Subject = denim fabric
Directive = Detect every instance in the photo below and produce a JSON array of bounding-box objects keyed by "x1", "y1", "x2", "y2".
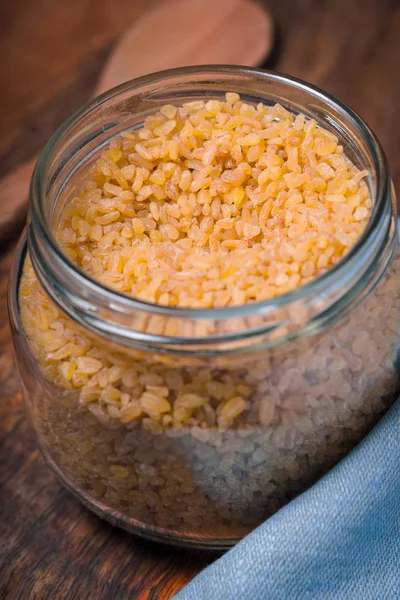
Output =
[{"x1": 175, "y1": 400, "x2": 400, "y2": 600}]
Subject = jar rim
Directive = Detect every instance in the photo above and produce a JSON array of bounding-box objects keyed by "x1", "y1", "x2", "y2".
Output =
[{"x1": 27, "y1": 65, "x2": 395, "y2": 351}]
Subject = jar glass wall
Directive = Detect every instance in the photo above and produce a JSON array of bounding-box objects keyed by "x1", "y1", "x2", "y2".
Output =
[{"x1": 8, "y1": 67, "x2": 400, "y2": 548}]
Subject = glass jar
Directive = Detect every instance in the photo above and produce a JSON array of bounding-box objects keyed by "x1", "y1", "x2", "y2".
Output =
[{"x1": 8, "y1": 66, "x2": 400, "y2": 549}]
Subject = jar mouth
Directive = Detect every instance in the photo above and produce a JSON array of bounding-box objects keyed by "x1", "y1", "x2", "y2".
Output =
[{"x1": 27, "y1": 65, "x2": 395, "y2": 351}]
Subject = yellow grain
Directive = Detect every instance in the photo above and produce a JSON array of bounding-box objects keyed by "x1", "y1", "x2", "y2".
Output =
[{"x1": 20, "y1": 92, "x2": 373, "y2": 430}]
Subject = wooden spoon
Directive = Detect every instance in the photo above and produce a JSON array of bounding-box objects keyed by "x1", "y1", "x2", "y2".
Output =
[{"x1": 0, "y1": 0, "x2": 273, "y2": 238}]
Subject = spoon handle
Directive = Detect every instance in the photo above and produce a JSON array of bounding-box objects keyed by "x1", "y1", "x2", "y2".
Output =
[{"x1": 0, "y1": 158, "x2": 36, "y2": 237}]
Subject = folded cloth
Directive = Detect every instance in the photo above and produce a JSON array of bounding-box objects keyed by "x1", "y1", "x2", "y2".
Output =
[{"x1": 175, "y1": 400, "x2": 400, "y2": 600}]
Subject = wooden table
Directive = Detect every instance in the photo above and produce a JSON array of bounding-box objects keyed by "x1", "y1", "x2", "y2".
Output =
[{"x1": 0, "y1": 1, "x2": 399, "y2": 598}]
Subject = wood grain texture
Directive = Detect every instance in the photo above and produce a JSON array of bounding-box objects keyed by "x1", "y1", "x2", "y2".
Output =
[{"x1": 0, "y1": 0, "x2": 399, "y2": 598}]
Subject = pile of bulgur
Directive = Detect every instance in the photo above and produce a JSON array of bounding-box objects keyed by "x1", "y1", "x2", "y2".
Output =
[
  {"x1": 56, "y1": 93, "x2": 371, "y2": 308},
  {"x1": 19, "y1": 93, "x2": 400, "y2": 541},
  {"x1": 20, "y1": 93, "x2": 375, "y2": 431}
]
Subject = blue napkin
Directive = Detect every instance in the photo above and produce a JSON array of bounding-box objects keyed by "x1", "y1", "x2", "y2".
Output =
[{"x1": 175, "y1": 400, "x2": 400, "y2": 599}]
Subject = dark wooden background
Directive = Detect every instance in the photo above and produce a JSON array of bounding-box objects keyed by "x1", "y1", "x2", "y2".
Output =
[{"x1": 0, "y1": 0, "x2": 399, "y2": 598}]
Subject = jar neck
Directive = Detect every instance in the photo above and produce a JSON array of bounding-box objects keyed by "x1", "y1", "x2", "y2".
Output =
[{"x1": 27, "y1": 66, "x2": 396, "y2": 355}]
